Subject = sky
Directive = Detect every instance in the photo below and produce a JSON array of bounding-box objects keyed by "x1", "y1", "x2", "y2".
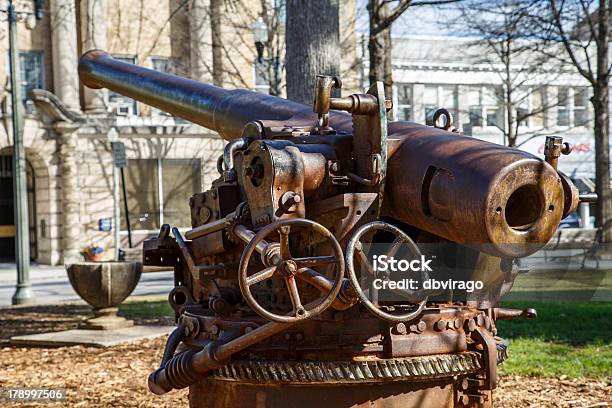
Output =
[{"x1": 354, "y1": 1, "x2": 464, "y2": 37}]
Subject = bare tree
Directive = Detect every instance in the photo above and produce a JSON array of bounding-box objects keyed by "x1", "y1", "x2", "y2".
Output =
[
  {"x1": 367, "y1": 0, "x2": 462, "y2": 101},
  {"x1": 211, "y1": 0, "x2": 225, "y2": 86},
  {"x1": 285, "y1": 0, "x2": 340, "y2": 104},
  {"x1": 257, "y1": 0, "x2": 285, "y2": 95},
  {"x1": 456, "y1": 0, "x2": 561, "y2": 147},
  {"x1": 530, "y1": 0, "x2": 611, "y2": 241}
]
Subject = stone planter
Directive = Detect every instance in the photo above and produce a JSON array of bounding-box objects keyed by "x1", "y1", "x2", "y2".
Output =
[{"x1": 66, "y1": 262, "x2": 142, "y2": 330}]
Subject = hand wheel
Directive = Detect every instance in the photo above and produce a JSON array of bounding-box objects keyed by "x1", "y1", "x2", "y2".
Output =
[
  {"x1": 238, "y1": 218, "x2": 345, "y2": 323},
  {"x1": 345, "y1": 221, "x2": 427, "y2": 322}
]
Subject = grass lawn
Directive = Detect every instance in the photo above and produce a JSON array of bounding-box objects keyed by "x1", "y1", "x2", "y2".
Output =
[
  {"x1": 119, "y1": 299, "x2": 174, "y2": 319},
  {"x1": 497, "y1": 300, "x2": 611, "y2": 378}
]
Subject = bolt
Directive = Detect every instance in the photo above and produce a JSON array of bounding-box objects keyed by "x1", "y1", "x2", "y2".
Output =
[
  {"x1": 435, "y1": 320, "x2": 447, "y2": 331},
  {"x1": 561, "y1": 142, "x2": 573, "y2": 155},
  {"x1": 210, "y1": 325, "x2": 219, "y2": 335},
  {"x1": 396, "y1": 322, "x2": 407, "y2": 335},
  {"x1": 285, "y1": 261, "x2": 297, "y2": 274},
  {"x1": 417, "y1": 321, "x2": 426, "y2": 332},
  {"x1": 453, "y1": 318, "x2": 462, "y2": 330},
  {"x1": 484, "y1": 315, "x2": 492, "y2": 330},
  {"x1": 410, "y1": 321, "x2": 426, "y2": 334},
  {"x1": 330, "y1": 162, "x2": 339, "y2": 172},
  {"x1": 465, "y1": 318, "x2": 477, "y2": 332},
  {"x1": 244, "y1": 326, "x2": 253, "y2": 334}
]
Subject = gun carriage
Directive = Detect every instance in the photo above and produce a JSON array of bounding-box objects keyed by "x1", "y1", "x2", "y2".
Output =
[{"x1": 78, "y1": 50, "x2": 593, "y2": 408}]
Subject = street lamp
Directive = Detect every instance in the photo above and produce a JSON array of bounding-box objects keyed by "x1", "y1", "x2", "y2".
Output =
[
  {"x1": 251, "y1": 16, "x2": 267, "y2": 63},
  {"x1": 251, "y1": 15, "x2": 281, "y2": 96},
  {"x1": 2, "y1": 0, "x2": 45, "y2": 305}
]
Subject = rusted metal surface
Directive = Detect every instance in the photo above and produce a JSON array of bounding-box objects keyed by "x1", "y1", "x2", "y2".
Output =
[
  {"x1": 189, "y1": 379, "x2": 457, "y2": 408},
  {"x1": 78, "y1": 50, "x2": 593, "y2": 408}
]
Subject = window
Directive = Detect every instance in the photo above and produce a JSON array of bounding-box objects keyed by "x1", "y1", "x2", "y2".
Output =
[
  {"x1": 396, "y1": 84, "x2": 412, "y2": 121},
  {"x1": 151, "y1": 57, "x2": 181, "y2": 117},
  {"x1": 109, "y1": 55, "x2": 138, "y2": 115},
  {"x1": 557, "y1": 87, "x2": 570, "y2": 126},
  {"x1": 152, "y1": 57, "x2": 181, "y2": 75},
  {"x1": 162, "y1": 159, "x2": 202, "y2": 227},
  {"x1": 531, "y1": 88, "x2": 545, "y2": 128},
  {"x1": 483, "y1": 87, "x2": 501, "y2": 128},
  {"x1": 574, "y1": 87, "x2": 589, "y2": 126},
  {"x1": 516, "y1": 107, "x2": 529, "y2": 127},
  {"x1": 514, "y1": 87, "x2": 530, "y2": 127},
  {"x1": 486, "y1": 108, "x2": 499, "y2": 127},
  {"x1": 19, "y1": 51, "x2": 44, "y2": 114},
  {"x1": 121, "y1": 159, "x2": 159, "y2": 230},
  {"x1": 467, "y1": 87, "x2": 482, "y2": 127},
  {"x1": 121, "y1": 158, "x2": 202, "y2": 230},
  {"x1": 424, "y1": 85, "x2": 457, "y2": 125}
]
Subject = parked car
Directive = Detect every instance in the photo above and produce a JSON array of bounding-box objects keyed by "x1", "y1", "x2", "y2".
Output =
[{"x1": 558, "y1": 212, "x2": 580, "y2": 229}]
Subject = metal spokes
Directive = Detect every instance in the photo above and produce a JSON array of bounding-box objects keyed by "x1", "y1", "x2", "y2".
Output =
[
  {"x1": 346, "y1": 221, "x2": 428, "y2": 323},
  {"x1": 238, "y1": 218, "x2": 345, "y2": 323}
]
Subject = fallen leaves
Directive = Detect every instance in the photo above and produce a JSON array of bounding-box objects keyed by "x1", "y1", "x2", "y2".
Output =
[{"x1": 0, "y1": 305, "x2": 609, "y2": 407}]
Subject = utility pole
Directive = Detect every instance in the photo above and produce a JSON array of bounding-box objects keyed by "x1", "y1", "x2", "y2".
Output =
[{"x1": 8, "y1": 0, "x2": 44, "y2": 305}]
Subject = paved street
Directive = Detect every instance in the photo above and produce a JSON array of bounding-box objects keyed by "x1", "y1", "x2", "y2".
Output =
[
  {"x1": 1, "y1": 248, "x2": 611, "y2": 307},
  {"x1": 0, "y1": 263, "x2": 174, "y2": 307}
]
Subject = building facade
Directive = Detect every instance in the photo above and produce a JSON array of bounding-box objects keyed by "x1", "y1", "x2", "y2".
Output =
[
  {"x1": 380, "y1": 36, "x2": 597, "y2": 227},
  {"x1": 0, "y1": 0, "x2": 359, "y2": 265}
]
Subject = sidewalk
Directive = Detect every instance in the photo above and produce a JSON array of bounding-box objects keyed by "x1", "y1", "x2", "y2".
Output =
[{"x1": 0, "y1": 263, "x2": 174, "y2": 307}]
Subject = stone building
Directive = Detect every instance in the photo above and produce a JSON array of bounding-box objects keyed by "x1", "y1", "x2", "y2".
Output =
[{"x1": 0, "y1": 0, "x2": 359, "y2": 265}]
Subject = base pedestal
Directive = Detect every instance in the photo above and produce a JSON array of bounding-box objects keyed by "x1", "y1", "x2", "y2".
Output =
[
  {"x1": 189, "y1": 378, "x2": 465, "y2": 408},
  {"x1": 79, "y1": 307, "x2": 133, "y2": 330}
]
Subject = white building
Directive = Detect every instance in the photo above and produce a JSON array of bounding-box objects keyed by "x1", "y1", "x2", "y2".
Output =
[{"x1": 372, "y1": 35, "x2": 598, "y2": 227}]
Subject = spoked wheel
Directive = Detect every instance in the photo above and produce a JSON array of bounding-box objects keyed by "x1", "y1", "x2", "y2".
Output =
[
  {"x1": 345, "y1": 221, "x2": 428, "y2": 323},
  {"x1": 238, "y1": 218, "x2": 345, "y2": 323}
]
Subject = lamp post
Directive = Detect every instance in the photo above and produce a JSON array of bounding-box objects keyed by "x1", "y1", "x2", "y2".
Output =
[
  {"x1": 251, "y1": 15, "x2": 281, "y2": 96},
  {"x1": 5, "y1": 0, "x2": 44, "y2": 305}
]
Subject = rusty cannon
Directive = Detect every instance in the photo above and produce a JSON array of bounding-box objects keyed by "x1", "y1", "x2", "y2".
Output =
[{"x1": 79, "y1": 50, "x2": 592, "y2": 408}]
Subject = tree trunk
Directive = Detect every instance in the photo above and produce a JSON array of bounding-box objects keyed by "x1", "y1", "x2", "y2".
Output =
[
  {"x1": 594, "y1": 0, "x2": 612, "y2": 242},
  {"x1": 368, "y1": 0, "x2": 393, "y2": 101},
  {"x1": 210, "y1": 0, "x2": 224, "y2": 87},
  {"x1": 592, "y1": 88, "x2": 612, "y2": 241},
  {"x1": 286, "y1": 0, "x2": 340, "y2": 105}
]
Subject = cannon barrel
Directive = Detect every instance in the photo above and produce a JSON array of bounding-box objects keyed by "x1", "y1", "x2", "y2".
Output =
[
  {"x1": 78, "y1": 50, "x2": 312, "y2": 140},
  {"x1": 78, "y1": 50, "x2": 575, "y2": 257}
]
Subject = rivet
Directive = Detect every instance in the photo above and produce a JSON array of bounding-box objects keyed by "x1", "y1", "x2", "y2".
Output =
[{"x1": 465, "y1": 318, "x2": 477, "y2": 332}]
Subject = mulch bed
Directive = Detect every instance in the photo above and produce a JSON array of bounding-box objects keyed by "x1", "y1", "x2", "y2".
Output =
[{"x1": 0, "y1": 306, "x2": 610, "y2": 407}]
